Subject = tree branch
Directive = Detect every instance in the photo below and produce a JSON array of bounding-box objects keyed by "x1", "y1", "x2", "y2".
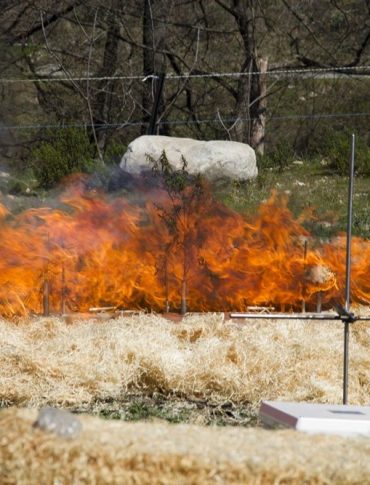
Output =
[{"x1": 10, "y1": 1, "x2": 84, "y2": 43}]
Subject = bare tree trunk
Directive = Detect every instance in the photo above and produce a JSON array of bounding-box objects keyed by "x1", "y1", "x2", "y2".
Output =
[
  {"x1": 231, "y1": 59, "x2": 252, "y2": 142},
  {"x1": 220, "y1": 0, "x2": 265, "y2": 148},
  {"x1": 250, "y1": 57, "x2": 268, "y2": 154},
  {"x1": 142, "y1": 0, "x2": 168, "y2": 134},
  {"x1": 93, "y1": 0, "x2": 120, "y2": 154}
]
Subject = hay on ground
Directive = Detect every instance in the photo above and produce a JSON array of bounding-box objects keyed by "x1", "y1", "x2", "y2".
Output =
[
  {"x1": 1, "y1": 407, "x2": 370, "y2": 484},
  {"x1": 1, "y1": 312, "x2": 370, "y2": 408}
]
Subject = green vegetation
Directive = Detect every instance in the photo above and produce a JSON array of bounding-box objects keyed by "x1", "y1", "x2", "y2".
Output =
[
  {"x1": 31, "y1": 128, "x2": 96, "y2": 188},
  {"x1": 215, "y1": 158, "x2": 370, "y2": 240},
  {"x1": 320, "y1": 130, "x2": 370, "y2": 176},
  {"x1": 258, "y1": 140, "x2": 296, "y2": 171},
  {"x1": 104, "y1": 141, "x2": 127, "y2": 164},
  {"x1": 87, "y1": 395, "x2": 257, "y2": 427}
]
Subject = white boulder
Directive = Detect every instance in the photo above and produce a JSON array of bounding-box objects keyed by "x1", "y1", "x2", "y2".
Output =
[{"x1": 120, "y1": 135, "x2": 257, "y2": 180}]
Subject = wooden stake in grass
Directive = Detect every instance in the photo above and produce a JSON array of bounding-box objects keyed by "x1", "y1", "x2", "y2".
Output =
[
  {"x1": 180, "y1": 239, "x2": 189, "y2": 315},
  {"x1": 164, "y1": 256, "x2": 170, "y2": 313},
  {"x1": 181, "y1": 279, "x2": 187, "y2": 315},
  {"x1": 43, "y1": 233, "x2": 50, "y2": 316},
  {"x1": 43, "y1": 275, "x2": 50, "y2": 316},
  {"x1": 246, "y1": 306, "x2": 275, "y2": 313},
  {"x1": 60, "y1": 263, "x2": 66, "y2": 315},
  {"x1": 89, "y1": 306, "x2": 116, "y2": 312},
  {"x1": 316, "y1": 291, "x2": 323, "y2": 313},
  {"x1": 302, "y1": 239, "x2": 308, "y2": 313}
]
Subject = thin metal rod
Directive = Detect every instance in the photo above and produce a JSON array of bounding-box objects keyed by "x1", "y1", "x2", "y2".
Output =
[
  {"x1": 343, "y1": 321, "x2": 350, "y2": 404},
  {"x1": 230, "y1": 312, "x2": 370, "y2": 321},
  {"x1": 343, "y1": 133, "x2": 355, "y2": 405},
  {"x1": 345, "y1": 134, "x2": 355, "y2": 312},
  {"x1": 230, "y1": 312, "x2": 340, "y2": 320}
]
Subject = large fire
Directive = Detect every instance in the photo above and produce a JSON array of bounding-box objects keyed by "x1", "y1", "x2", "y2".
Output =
[{"x1": 0, "y1": 174, "x2": 369, "y2": 318}]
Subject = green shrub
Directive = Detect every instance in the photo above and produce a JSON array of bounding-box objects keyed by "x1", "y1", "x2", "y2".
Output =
[
  {"x1": 258, "y1": 141, "x2": 296, "y2": 171},
  {"x1": 104, "y1": 141, "x2": 127, "y2": 164},
  {"x1": 8, "y1": 169, "x2": 38, "y2": 196},
  {"x1": 306, "y1": 128, "x2": 370, "y2": 176},
  {"x1": 31, "y1": 128, "x2": 95, "y2": 188},
  {"x1": 321, "y1": 130, "x2": 370, "y2": 176}
]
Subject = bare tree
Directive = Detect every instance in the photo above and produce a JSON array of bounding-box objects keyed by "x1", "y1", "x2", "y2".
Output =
[
  {"x1": 1, "y1": 0, "x2": 370, "y2": 169},
  {"x1": 150, "y1": 151, "x2": 208, "y2": 314}
]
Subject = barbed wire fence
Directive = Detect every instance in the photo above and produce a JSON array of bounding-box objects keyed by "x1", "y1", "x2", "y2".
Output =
[
  {"x1": 2, "y1": 111, "x2": 370, "y2": 133},
  {"x1": 1, "y1": 65, "x2": 370, "y2": 158},
  {"x1": 2, "y1": 63, "x2": 370, "y2": 83}
]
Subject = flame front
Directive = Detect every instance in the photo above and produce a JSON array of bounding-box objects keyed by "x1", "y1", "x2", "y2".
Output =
[{"x1": 0, "y1": 177, "x2": 369, "y2": 318}]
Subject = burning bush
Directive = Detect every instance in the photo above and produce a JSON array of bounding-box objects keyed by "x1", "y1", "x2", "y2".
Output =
[{"x1": 0, "y1": 166, "x2": 369, "y2": 318}]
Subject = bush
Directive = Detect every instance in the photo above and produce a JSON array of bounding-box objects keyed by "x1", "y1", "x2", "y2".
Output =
[
  {"x1": 104, "y1": 141, "x2": 127, "y2": 164},
  {"x1": 322, "y1": 130, "x2": 370, "y2": 176},
  {"x1": 257, "y1": 141, "x2": 296, "y2": 171},
  {"x1": 307, "y1": 128, "x2": 370, "y2": 176},
  {"x1": 31, "y1": 128, "x2": 95, "y2": 188}
]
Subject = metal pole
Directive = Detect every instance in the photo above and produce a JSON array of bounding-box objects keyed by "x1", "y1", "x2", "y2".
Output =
[
  {"x1": 148, "y1": 72, "x2": 166, "y2": 135},
  {"x1": 343, "y1": 133, "x2": 355, "y2": 405}
]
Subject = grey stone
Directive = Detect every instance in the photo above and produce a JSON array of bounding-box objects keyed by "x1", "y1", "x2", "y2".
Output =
[
  {"x1": 120, "y1": 135, "x2": 257, "y2": 180},
  {"x1": 33, "y1": 407, "x2": 82, "y2": 439}
]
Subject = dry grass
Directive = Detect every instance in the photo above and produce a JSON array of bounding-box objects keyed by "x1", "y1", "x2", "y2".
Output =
[
  {"x1": 1, "y1": 312, "x2": 370, "y2": 408},
  {"x1": 2, "y1": 314, "x2": 370, "y2": 484},
  {"x1": 2, "y1": 407, "x2": 370, "y2": 484}
]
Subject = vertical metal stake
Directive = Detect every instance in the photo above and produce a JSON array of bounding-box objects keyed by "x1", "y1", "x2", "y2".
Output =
[
  {"x1": 343, "y1": 133, "x2": 355, "y2": 405},
  {"x1": 343, "y1": 321, "x2": 349, "y2": 404}
]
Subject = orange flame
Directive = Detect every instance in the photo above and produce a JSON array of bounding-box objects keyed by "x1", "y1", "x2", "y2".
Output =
[{"x1": 0, "y1": 177, "x2": 369, "y2": 318}]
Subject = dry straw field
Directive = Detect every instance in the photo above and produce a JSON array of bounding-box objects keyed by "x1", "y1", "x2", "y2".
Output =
[
  {"x1": 2, "y1": 312, "x2": 370, "y2": 407},
  {"x1": 3, "y1": 407, "x2": 370, "y2": 484},
  {"x1": 1, "y1": 312, "x2": 370, "y2": 483}
]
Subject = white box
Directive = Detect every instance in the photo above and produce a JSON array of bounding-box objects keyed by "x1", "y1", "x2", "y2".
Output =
[{"x1": 259, "y1": 400, "x2": 370, "y2": 436}]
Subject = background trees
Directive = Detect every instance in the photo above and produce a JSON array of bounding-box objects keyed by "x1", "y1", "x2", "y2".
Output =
[{"x1": 0, "y1": 0, "x2": 370, "y2": 186}]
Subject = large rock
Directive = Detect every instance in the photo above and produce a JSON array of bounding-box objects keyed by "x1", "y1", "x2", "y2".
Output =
[{"x1": 120, "y1": 135, "x2": 257, "y2": 180}]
